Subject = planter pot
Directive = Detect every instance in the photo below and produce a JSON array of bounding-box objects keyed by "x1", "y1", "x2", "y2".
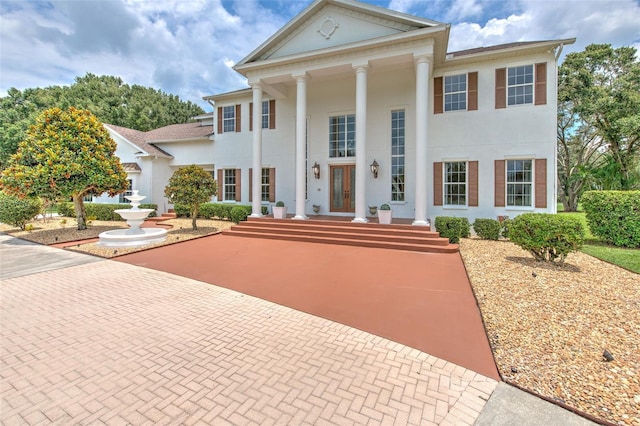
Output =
[
  {"x1": 378, "y1": 209, "x2": 392, "y2": 224},
  {"x1": 273, "y1": 206, "x2": 287, "y2": 219}
]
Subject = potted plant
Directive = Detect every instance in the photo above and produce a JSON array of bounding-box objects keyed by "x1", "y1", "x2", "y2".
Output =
[
  {"x1": 368, "y1": 205, "x2": 378, "y2": 216},
  {"x1": 273, "y1": 201, "x2": 287, "y2": 219},
  {"x1": 378, "y1": 203, "x2": 392, "y2": 224}
]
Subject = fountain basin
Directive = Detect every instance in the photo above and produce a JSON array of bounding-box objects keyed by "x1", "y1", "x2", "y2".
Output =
[
  {"x1": 98, "y1": 228, "x2": 167, "y2": 247},
  {"x1": 114, "y1": 208, "x2": 155, "y2": 220}
]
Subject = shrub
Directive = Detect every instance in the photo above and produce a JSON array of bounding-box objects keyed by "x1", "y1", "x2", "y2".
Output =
[
  {"x1": 380, "y1": 203, "x2": 391, "y2": 210},
  {"x1": 198, "y1": 203, "x2": 216, "y2": 219},
  {"x1": 581, "y1": 190, "x2": 640, "y2": 248},
  {"x1": 509, "y1": 213, "x2": 584, "y2": 263},
  {"x1": 0, "y1": 192, "x2": 42, "y2": 230},
  {"x1": 435, "y1": 216, "x2": 470, "y2": 243},
  {"x1": 56, "y1": 202, "x2": 157, "y2": 220},
  {"x1": 473, "y1": 218, "x2": 501, "y2": 240},
  {"x1": 275, "y1": 201, "x2": 285, "y2": 207},
  {"x1": 499, "y1": 216, "x2": 512, "y2": 239},
  {"x1": 230, "y1": 206, "x2": 249, "y2": 224}
]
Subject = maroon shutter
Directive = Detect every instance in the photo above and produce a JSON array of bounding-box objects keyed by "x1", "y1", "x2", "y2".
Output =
[
  {"x1": 217, "y1": 107, "x2": 223, "y2": 134},
  {"x1": 249, "y1": 102, "x2": 253, "y2": 131},
  {"x1": 235, "y1": 104, "x2": 241, "y2": 132},
  {"x1": 217, "y1": 169, "x2": 223, "y2": 201},
  {"x1": 433, "y1": 162, "x2": 443, "y2": 206},
  {"x1": 249, "y1": 168, "x2": 253, "y2": 202},
  {"x1": 494, "y1": 160, "x2": 505, "y2": 207},
  {"x1": 269, "y1": 100, "x2": 276, "y2": 129},
  {"x1": 468, "y1": 72, "x2": 478, "y2": 111},
  {"x1": 535, "y1": 159, "x2": 547, "y2": 208},
  {"x1": 235, "y1": 169, "x2": 241, "y2": 202},
  {"x1": 269, "y1": 168, "x2": 275, "y2": 202},
  {"x1": 495, "y1": 68, "x2": 506, "y2": 109},
  {"x1": 468, "y1": 161, "x2": 478, "y2": 206},
  {"x1": 434, "y1": 77, "x2": 443, "y2": 114},
  {"x1": 535, "y1": 63, "x2": 547, "y2": 105}
]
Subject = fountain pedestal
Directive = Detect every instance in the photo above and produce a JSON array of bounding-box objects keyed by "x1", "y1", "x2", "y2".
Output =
[{"x1": 98, "y1": 190, "x2": 167, "y2": 247}]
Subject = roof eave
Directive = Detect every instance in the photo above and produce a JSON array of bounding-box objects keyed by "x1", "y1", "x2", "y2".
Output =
[{"x1": 444, "y1": 38, "x2": 576, "y2": 65}]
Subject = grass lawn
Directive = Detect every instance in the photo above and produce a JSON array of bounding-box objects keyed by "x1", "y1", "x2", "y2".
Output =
[{"x1": 557, "y1": 205, "x2": 639, "y2": 274}]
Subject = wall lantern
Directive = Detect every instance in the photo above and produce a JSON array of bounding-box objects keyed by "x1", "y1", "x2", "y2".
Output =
[
  {"x1": 370, "y1": 159, "x2": 379, "y2": 179},
  {"x1": 312, "y1": 162, "x2": 321, "y2": 179}
]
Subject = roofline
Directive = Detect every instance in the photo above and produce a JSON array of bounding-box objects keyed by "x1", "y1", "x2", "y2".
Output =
[
  {"x1": 104, "y1": 124, "x2": 149, "y2": 156},
  {"x1": 149, "y1": 136, "x2": 213, "y2": 144},
  {"x1": 235, "y1": 0, "x2": 445, "y2": 68},
  {"x1": 444, "y1": 38, "x2": 576, "y2": 63},
  {"x1": 203, "y1": 88, "x2": 252, "y2": 102},
  {"x1": 234, "y1": 24, "x2": 449, "y2": 75}
]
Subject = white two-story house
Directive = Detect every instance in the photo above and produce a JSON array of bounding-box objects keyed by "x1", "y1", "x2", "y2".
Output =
[{"x1": 204, "y1": 0, "x2": 574, "y2": 225}]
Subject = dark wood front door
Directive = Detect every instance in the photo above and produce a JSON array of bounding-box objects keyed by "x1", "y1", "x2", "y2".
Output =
[{"x1": 330, "y1": 165, "x2": 355, "y2": 213}]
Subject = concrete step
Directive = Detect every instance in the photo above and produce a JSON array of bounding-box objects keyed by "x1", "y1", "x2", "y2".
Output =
[{"x1": 224, "y1": 217, "x2": 458, "y2": 253}]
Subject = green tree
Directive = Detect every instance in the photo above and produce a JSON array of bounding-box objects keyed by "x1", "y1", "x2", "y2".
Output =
[
  {"x1": 559, "y1": 44, "x2": 640, "y2": 190},
  {"x1": 0, "y1": 74, "x2": 205, "y2": 168},
  {"x1": 164, "y1": 165, "x2": 217, "y2": 230},
  {"x1": 0, "y1": 107, "x2": 129, "y2": 230}
]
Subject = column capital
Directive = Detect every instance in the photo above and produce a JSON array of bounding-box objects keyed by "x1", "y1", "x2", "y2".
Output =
[
  {"x1": 250, "y1": 82, "x2": 263, "y2": 90},
  {"x1": 352, "y1": 61, "x2": 370, "y2": 73},
  {"x1": 292, "y1": 72, "x2": 308, "y2": 82},
  {"x1": 413, "y1": 54, "x2": 432, "y2": 66}
]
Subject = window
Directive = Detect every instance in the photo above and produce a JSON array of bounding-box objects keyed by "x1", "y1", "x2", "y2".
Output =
[
  {"x1": 444, "y1": 162, "x2": 467, "y2": 205},
  {"x1": 119, "y1": 179, "x2": 133, "y2": 203},
  {"x1": 261, "y1": 101, "x2": 270, "y2": 129},
  {"x1": 444, "y1": 74, "x2": 467, "y2": 111},
  {"x1": 506, "y1": 159, "x2": 533, "y2": 206},
  {"x1": 391, "y1": 109, "x2": 405, "y2": 202},
  {"x1": 329, "y1": 114, "x2": 355, "y2": 158},
  {"x1": 507, "y1": 65, "x2": 533, "y2": 106},
  {"x1": 222, "y1": 106, "x2": 236, "y2": 132},
  {"x1": 261, "y1": 168, "x2": 270, "y2": 202},
  {"x1": 224, "y1": 169, "x2": 236, "y2": 201}
]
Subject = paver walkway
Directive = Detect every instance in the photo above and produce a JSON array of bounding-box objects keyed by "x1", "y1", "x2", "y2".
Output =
[
  {"x1": 116, "y1": 234, "x2": 499, "y2": 380},
  {"x1": 1, "y1": 256, "x2": 497, "y2": 425}
]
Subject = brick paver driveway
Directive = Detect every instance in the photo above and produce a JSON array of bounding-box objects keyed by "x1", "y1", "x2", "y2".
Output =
[{"x1": 1, "y1": 238, "x2": 497, "y2": 425}]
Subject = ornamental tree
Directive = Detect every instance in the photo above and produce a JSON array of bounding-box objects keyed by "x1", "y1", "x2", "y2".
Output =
[
  {"x1": 0, "y1": 107, "x2": 128, "y2": 230},
  {"x1": 164, "y1": 165, "x2": 217, "y2": 230}
]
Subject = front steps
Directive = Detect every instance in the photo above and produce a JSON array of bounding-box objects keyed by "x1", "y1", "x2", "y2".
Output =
[{"x1": 223, "y1": 217, "x2": 458, "y2": 253}]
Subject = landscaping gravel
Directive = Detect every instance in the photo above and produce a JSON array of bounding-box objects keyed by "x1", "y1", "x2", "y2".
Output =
[{"x1": 460, "y1": 238, "x2": 639, "y2": 426}]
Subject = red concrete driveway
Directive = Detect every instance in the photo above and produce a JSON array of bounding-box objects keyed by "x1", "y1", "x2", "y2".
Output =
[{"x1": 116, "y1": 234, "x2": 499, "y2": 380}]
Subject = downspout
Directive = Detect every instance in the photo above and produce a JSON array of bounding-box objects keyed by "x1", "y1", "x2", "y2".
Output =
[{"x1": 552, "y1": 43, "x2": 564, "y2": 213}]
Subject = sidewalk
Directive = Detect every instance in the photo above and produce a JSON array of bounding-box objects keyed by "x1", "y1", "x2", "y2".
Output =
[{"x1": 0, "y1": 234, "x2": 596, "y2": 425}]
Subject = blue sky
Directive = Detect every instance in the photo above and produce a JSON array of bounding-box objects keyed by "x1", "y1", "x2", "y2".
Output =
[{"x1": 1, "y1": 0, "x2": 639, "y2": 110}]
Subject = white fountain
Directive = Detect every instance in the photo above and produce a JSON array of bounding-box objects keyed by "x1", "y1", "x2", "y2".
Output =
[{"x1": 98, "y1": 190, "x2": 167, "y2": 247}]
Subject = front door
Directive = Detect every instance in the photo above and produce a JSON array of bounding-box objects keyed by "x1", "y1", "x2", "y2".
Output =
[{"x1": 330, "y1": 165, "x2": 355, "y2": 213}]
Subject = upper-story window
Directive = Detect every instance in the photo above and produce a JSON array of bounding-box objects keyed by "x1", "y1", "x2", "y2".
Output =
[
  {"x1": 217, "y1": 105, "x2": 241, "y2": 133},
  {"x1": 507, "y1": 65, "x2": 533, "y2": 106},
  {"x1": 329, "y1": 114, "x2": 355, "y2": 158},
  {"x1": 445, "y1": 74, "x2": 467, "y2": 111},
  {"x1": 496, "y1": 63, "x2": 546, "y2": 109},
  {"x1": 434, "y1": 72, "x2": 477, "y2": 114},
  {"x1": 250, "y1": 100, "x2": 276, "y2": 131},
  {"x1": 223, "y1": 106, "x2": 235, "y2": 132}
]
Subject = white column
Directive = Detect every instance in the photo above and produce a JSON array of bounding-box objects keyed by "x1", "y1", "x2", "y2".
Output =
[
  {"x1": 413, "y1": 55, "x2": 430, "y2": 226},
  {"x1": 293, "y1": 74, "x2": 308, "y2": 220},
  {"x1": 250, "y1": 83, "x2": 263, "y2": 217},
  {"x1": 352, "y1": 65, "x2": 368, "y2": 223}
]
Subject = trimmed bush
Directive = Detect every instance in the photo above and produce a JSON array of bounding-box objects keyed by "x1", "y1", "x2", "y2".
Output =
[
  {"x1": 435, "y1": 216, "x2": 470, "y2": 243},
  {"x1": 0, "y1": 192, "x2": 42, "y2": 230},
  {"x1": 499, "y1": 216, "x2": 512, "y2": 239},
  {"x1": 174, "y1": 203, "x2": 267, "y2": 220},
  {"x1": 473, "y1": 218, "x2": 501, "y2": 240},
  {"x1": 509, "y1": 213, "x2": 584, "y2": 263},
  {"x1": 581, "y1": 190, "x2": 640, "y2": 248},
  {"x1": 56, "y1": 202, "x2": 157, "y2": 221},
  {"x1": 230, "y1": 206, "x2": 249, "y2": 224}
]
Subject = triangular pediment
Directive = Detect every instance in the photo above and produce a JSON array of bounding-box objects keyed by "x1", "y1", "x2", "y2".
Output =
[{"x1": 237, "y1": 0, "x2": 443, "y2": 66}]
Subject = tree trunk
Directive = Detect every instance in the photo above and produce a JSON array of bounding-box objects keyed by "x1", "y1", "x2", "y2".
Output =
[
  {"x1": 191, "y1": 207, "x2": 198, "y2": 231},
  {"x1": 73, "y1": 195, "x2": 87, "y2": 230}
]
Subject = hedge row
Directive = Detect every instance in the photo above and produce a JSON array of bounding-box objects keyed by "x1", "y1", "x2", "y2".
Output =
[
  {"x1": 57, "y1": 202, "x2": 158, "y2": 221},
  {"x1": 434, "y1": 217, "x2": 470, "y2": 243},
  {"x1": 174, "y1": 203, "x2": 268, "y2": 223},
  {"x1": 581, "y1": 190, "x2": 640, "y2": 248}
]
